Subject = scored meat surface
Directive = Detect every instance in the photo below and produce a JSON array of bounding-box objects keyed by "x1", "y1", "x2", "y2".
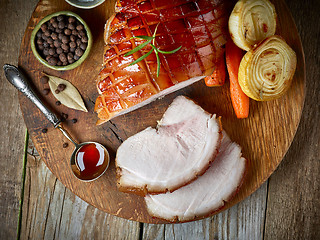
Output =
[
  {"x1": 95, "y1": 0, "x2": 230, "y2": 124},
  {"x1": 116, "y1": 96, "x2": 222, "y2": 195},
  {"x1": 144, "y1": 132, "x2": 247, "y2": 222}
]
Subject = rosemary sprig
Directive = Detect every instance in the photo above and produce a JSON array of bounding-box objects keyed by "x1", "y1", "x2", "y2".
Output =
[{"x1": 124, "y1": 25, "x2": 182, "y2": 77}]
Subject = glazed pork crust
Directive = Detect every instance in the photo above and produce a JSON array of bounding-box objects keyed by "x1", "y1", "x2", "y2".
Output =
[{"x1": 95, "y1": 0, "x2": 230, "y2": 124}]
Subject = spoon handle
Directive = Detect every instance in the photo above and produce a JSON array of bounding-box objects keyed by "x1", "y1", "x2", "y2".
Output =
[{"x1": 3, "y1": 64, "x2": 61, "y2": 128}]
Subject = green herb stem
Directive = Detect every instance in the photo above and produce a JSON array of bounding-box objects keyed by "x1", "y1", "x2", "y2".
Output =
[{"x1": 125, "y1": 25, "x2": 182, "y2": 78}]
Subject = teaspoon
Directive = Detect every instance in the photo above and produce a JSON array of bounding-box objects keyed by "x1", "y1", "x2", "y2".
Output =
[{"x1": 3, "y1": 64, "x2": 110, "y2": 181}]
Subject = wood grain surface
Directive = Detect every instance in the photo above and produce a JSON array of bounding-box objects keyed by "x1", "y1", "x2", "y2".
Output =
[
  {"x1": 21, "y1": 137, "x2": 269, "y2": 239},
  {"x1": 263, "y1": 0, "x2": 320, "y2": 238},
  {"x1": 16, "y1": 0, "x2": 305, "y2": 224},
  {"x1": 0, "y1": 0, "x2": 38, "y2": 239},
  {"x1": 0, "y1": 0, "x2": 319, "y2": 238}
]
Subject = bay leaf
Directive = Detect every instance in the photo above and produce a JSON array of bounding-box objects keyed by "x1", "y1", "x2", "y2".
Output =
[{"x1": 46, "y1": 74, "x2": 88, "y2": 112}]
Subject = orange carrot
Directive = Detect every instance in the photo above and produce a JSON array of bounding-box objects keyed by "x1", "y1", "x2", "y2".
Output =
[
  {"x1": 226, "y1": 40, "x2": 249, "y2": 118},
  {"x1": 205, "y1": 56, "x2": 226, "y2": 87}
]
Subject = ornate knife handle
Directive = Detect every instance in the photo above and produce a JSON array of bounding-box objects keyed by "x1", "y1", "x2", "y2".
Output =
[{"x1": 3, "y1": 64, "x2": 61, "y2": 127}]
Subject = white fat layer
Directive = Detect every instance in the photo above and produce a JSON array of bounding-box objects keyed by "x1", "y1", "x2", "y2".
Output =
[
  {"x1": 116, "y1": 96, "x2": 220, "y2": 192},
  {"x1": 108, "y1": 76, "x2": 205, "y2": 120},
  {"x1": 144, "y1": 132, "x2": 246, "y2": 222}
]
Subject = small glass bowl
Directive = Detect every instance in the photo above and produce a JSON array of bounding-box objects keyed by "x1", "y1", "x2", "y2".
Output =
[{"x1": 65, "y1": 0, "x2": 105, "y2": 9}]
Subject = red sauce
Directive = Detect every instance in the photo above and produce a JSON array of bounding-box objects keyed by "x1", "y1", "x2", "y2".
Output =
[{"x1": 75, "y1": 143, "x2": 108, "y2": 180}]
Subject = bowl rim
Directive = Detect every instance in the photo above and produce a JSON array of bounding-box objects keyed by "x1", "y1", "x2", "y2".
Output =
[
  {"x1": 65, "y1": 0, "x2": 105, "y2": 9},
  {"x1": 30, "y1": 10, "x2": 93, "y2": 71}
]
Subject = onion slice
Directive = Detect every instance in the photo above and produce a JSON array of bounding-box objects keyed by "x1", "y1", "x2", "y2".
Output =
[
  {"x1": 229, "y1": 0, "x2": 277, "y2": 51},
  {"x1": 238, "y1": 35, "x2": 297, "y2": 101}
]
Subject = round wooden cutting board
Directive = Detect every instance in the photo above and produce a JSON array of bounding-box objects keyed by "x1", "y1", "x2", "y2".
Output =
[{"x1": 18, "y1": 0, "x2": 305, "y2": 223}]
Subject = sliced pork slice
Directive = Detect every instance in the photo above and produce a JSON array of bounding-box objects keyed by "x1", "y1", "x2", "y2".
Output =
[
  {"x1": 144, "y1": 132, "x2": 247, "y2": 222},
  {"x1": 116, "y1": 96, "x2": 222, "y2": 196}
]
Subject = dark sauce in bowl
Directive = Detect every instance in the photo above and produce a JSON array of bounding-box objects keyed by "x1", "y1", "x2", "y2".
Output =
[{"x1": 72, "y1": 143, "x2": 109, "y2": 181}]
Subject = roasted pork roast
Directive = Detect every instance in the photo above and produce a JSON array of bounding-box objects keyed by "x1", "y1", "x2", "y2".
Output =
[
  {"x1": 95, "y1": 0, "x2": 230, "y2": 124},
  {"x1": 116, "y1": 96, "x2": 222, "y2": 195},
  {"x1": 145, "y1": 132, "x2": 247, "y2": 222}
]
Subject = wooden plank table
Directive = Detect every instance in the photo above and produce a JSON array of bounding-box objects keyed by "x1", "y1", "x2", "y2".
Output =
[{"x1": 0, "y1": 0, "x2": 319, "y2": 239}]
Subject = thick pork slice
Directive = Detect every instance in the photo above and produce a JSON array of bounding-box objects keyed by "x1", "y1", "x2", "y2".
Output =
[
  {"x1": 95, "y1": 0, "x2": 230, "y2": 124},
  {"x1": 116, "y1": 96, "x2": 222, "y2": 195},
  {"x1": 145, "y1": 132, "x2": 247, "y2": 222}
]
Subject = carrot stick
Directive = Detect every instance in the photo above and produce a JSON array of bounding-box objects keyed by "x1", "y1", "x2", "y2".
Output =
[
  {"x1": 205, "y1": 56, "x2": 226, "y2": 87},
  {"x1": 226, "y1": 39, "x2": 249, "y2": 118}
]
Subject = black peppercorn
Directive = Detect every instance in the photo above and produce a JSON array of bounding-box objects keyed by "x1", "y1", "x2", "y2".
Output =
[
  {"x1": 69, "y1": 41, "x2": 76, "y2": 49},
  {"x1": 51, "y1": 32, "x2": 58, "y2": 40},
  {"x1": 68, "y1": 16, "x2": 76, "y2": 23},
  {"x1": 47, "y1": 37, "x2": 53, "y2": 44},
  {"x1": 47, "y1": 57, "x2": 58, "y2": 66},
  {"x1": 40, "y1": 75, "x2": 49, "y2": 84},
  {"x1": 70, "y1": 35, "x2": 76, "y2": 42},
  {"x1": 76, "y1": 39, "x2": 82, "y2": 46},
  {"x1": 75, "y1": 48, "x2": 84, "y2": 57},
  {"x1": 72, "y1": 29, "x2": 78, "y2": 36},
  {"x1": 81, "y1": 36, "x2": 88, "y2": 43},
  {"x1": 52, "y1": 21, "x2": 58, "y2": 28},
  {"x1": 57, "y1": 15, "x2": 64, "y2": 21},
  {"x1": 53, "y1": 40, "x2": 61, "y2": 48},
  {"x1": 59, "y1": 53, "x2": 67, "y2": 63},
  {"x1": 58, "y1": 21, "x2": 65, "y2": 29},
  {"x1": 64, "y1": 28, "x2": 71, "y2": 36},
  {"x1": 48, "y1": 25, "x2": 55, "y2": 32},
  {"x1": 61, "y1": 113, "x2": 68, "y2": 120},
  {"x1": 36, "y1": 38, "x2": 43, "y2": 45},
  {"x1": 41, "y1": 33, "x2": 48, "y2": 40},
  {"x1": 55, "y1": 47, "x2": 62, "y2": 55},
  {"x1": 56, "y1": 28, "x2": 63, "y2": 34},
  {"x1": 40, "y1": 24, "x2": 47, "y2": 32},
  {"x1": 61, "y1": 43, "x2": 69, "y2": 51},
  {"x1": 79, "y1": 43, "x2": 87, "y2": 50},
  {"x1": 48, "y1": 48, "x2": 55, "y2": 56},
  {"x1": 67, "y1": 52, "x2": 74, "y2": 61},
  {"x1": 36, "y1": 31, "x2": 42, "y2": 38},
  {"x1": 43, "y1": 48, "x2": 49, "y2": 56},
  {"x1": 42, "y1": 128, "x2": 48, "y2": 133},
  {"x1": 42, "y1": 88, "x2": 50, "y2": 95},
  {"x1": 45, "y1": 55, "x2": 51, "y2": 62},
  {"x1": 78, "y1": 30, "x2": 86, "y2": 37},
  {"x1": 57, "y1": 83, "x2": 66, "y2": 91},
  {"x1": 43, "y1": 41, "x2": 49, "y2": 48},
  {"x1": 68, "y1": 23, "x2": 75, "y2": 30},
  {"x1": 76, "y1": 24, "x2": 84, "y2": 31},
  {"x1": 44, "y1": 30, "x2": 51, "y2": 37},
  {"x1": 61, "y1": 35, "x2": 69, "y2": 44},
  {"x1": 58, "y1": 33, "x2": 64, "y2": 40}
]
